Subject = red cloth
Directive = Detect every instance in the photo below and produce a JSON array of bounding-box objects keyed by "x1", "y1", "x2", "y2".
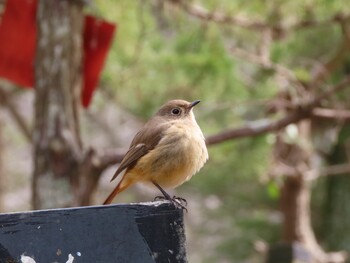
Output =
[
  {"x1": 0, "y1": 0, "x2": 37, "y2": 87},
  {"x1": 82, "y1": 16, "x2": 116, "y2": 108},
  {"x1": 0, "y1": 1, "x2": 116, "y2": 107}
]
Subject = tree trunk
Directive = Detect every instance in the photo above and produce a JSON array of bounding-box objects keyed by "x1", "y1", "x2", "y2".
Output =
[
  {"x1": 33, "y1": 0, "x2": 84, "y2": 209},
  {"x1": 321, "y1": 125, "x2": 350, "y2": 253},
  {"x1": 281, "y1": 175, "x2": 327, "y2": 260},
  {"x1": 278, "y1": 120, "x2": 347, "y2": 263}
]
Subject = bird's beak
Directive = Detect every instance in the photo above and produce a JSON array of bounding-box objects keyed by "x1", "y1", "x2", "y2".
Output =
[{"x1": 188, "y1": 100, "x2": 200, "y2": 109}]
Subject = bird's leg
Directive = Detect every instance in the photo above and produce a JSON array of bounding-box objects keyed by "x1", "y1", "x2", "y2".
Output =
[
  {"x1": 153, "y1": 181, "x2": 172, "y2": 200},
  {"x1": 152, "y1": 181, "x2": 187, "y2": 211}
]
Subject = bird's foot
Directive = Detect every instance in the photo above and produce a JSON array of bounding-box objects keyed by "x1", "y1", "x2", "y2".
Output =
[
  {"x1": 172, "y1": 196, "x2": 187, "y2": 206},
  {"x1": 154, "y1": 195, "x2": 188, "y2": 212},
  {"x1": 154, "y1": 195, "x2": 165, "y2": 202}
]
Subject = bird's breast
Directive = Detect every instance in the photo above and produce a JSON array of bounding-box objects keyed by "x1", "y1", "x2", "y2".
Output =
[{"x1": 136, "y1": 121, "x2": 208, "y2": 188}]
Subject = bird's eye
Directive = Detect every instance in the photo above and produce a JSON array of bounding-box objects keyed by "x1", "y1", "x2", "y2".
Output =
[{"x1": 171, "y1": 108, "x2": 181, "y2": 115}]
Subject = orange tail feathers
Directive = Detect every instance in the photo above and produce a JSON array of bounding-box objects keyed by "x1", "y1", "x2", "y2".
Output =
[{"x1": 103, "y1": 178, "x2": 134, "y2": 205}]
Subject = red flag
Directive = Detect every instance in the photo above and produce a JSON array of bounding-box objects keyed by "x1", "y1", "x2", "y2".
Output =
[
  {"x1": 82, "y1": 16, "x2": 116, "y2": 108},
  {"x1": 0, "y1": 1, "x2": 116, "y2": 107},
  {"x1": 0, "y1": 0, "x2": 37, "y2": 87}
]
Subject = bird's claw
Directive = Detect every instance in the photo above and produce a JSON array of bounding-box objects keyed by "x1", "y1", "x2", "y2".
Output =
[
  {"x1": 154, "y1": 195, "x2": 188, "y2": 212},
  {"x1": 154, "y1": 195, "x2": 165, "y2": 201},
  {"x1": 172, "y1": 196, "x2": 187, "y2": 206}
]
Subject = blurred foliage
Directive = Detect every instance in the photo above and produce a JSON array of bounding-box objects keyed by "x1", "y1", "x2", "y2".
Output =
[{"x1": 88, "y1": 0, "x2": 349, "y2": 262}]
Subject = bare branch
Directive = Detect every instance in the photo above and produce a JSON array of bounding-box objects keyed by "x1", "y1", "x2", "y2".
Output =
[
  {"x1": 258, "y1": 28, "x2": 272, "y2": 64},
  {"x1": 72, "y1": 147, "x2": 125, "y2": 206},
  {"x1": 305, "y1": 163, "x2": 350, "y2": 182},
  {"x1": 321, "y1": 163, "x2": 350, "y2": 176},
  {"x1": 229, "y1": 45, "x2": 305, "y2": 96},
  {"x1": 313, "y1": 75, "x2": 350, "y2": 104},
  {"x1": 0, "y1": 86, "x2": 32, "y2": 142},
  {"x1": 174, "y1": 0, "x2": 268, "y2": 30},
  {"x1": 93, "y1": 148, "x2": 125, "y2": 170},
  {"x1": 206, "y1": 76, "x2": 350, "y2": 145},
  {"x1": 312, "y1": 108, "x2": 350, "y2": 121},
  {"x1": 206, "y1": 109, "x2": 309, "y2": 145},
  {"x1": 280, "y1": 163, "x2": 350, "y2": 180},
  {"x1": 311, "y1": 21, "x2": 350, "y2": 86},
  {"x1": 168, "y1": 0, "x2": 350, "y2": 33}
]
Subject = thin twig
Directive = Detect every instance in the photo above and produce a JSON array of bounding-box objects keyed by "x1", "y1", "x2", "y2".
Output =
[
  {"x1": 311, "y1": 22, "x2": 350, "y2": 86},
  {"x1": 312, "y1": 75, "x2": 350, "y2": 104},
  {"x1": 229, "y1": 45, "x2": 306, "y2": 99}
]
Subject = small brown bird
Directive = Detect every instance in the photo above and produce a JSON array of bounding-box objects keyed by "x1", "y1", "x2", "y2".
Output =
[{"x1": 103, "y1": 99, "x2": 208, "y2": 206}]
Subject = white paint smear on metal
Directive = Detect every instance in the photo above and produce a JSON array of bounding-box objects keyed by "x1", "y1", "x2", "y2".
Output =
[
  {"x1": 21, "y1": 255, "x2": 36, "y2": 263},
  {"x1": 66, "y1": 253, "x2": 74, "y2": 263}
]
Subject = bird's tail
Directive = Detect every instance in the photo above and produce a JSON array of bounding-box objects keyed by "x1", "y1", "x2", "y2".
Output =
[{"x1": 103, "y1": 178, "x2": 133, "y2": 205}]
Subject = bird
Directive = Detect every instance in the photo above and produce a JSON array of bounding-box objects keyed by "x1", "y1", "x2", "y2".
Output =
[{"x1": 103, "y1": 99, "x2": 208, "y2": 207}]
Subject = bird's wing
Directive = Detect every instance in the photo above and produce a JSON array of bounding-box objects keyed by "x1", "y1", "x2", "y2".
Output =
[
  {"x1": 110, "y1": 117, "x2": 168, "y2": 182},
  {"x1": 110, "y1": 143, "x2": 148, "y2": 181}
]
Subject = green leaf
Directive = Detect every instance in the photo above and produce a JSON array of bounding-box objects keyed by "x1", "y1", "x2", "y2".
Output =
[{"x1": 267, "y1": 181, "x2": 280, "y2": 200}]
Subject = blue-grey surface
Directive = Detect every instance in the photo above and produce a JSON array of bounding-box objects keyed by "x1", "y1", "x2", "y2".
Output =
[{"x1": 0, "y1": 201, "x2": 187, "y2": 263}]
